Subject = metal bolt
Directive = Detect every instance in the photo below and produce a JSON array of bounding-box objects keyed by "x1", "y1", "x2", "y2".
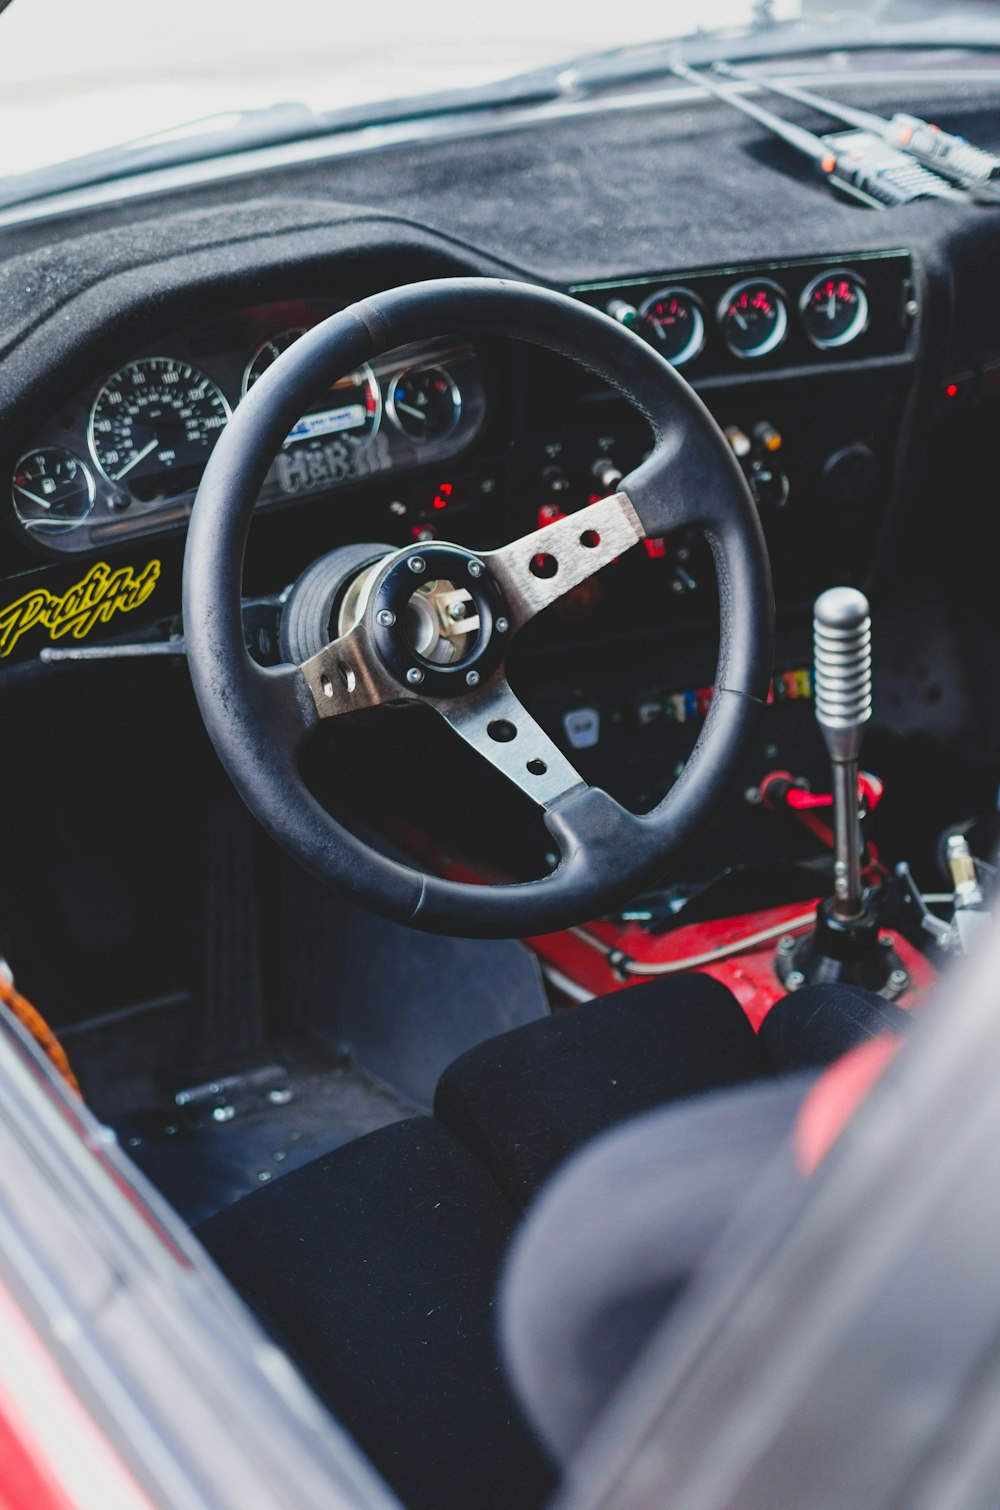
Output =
[
  {"x1": 889, "y1": 968, "x2": 909, "y2": 991},
  {"x1": 267, "y1": 1087, "x2": 293, "y2": 1106},
  {"x1": 447, "y1": 601, "x2": 466, "y2": 621},
  {"x1": 376, "y1": 608, "x2": 396, "y2": 628},
  {"x1": 406, "y1": 667, "x2": 424, "y2": 686},
  {"x1": 607, "y1": 948, "x2": 629, "y2": 980},
  {"x1": 257, "y1": 1170, "x2": 272, "y2": 1183},
  {"x1": 495, "y1": 616, "x2": 509, "y2": 634},
  {"x1": 880, "y1": 934, "x2": 894, "y2": 949},
  {"x1": 468, "y1": 559, "x2": 484, "y2": 578},
  {"x1": 466, "y1": 670, "x2": 480, "y2": 687},
  {"x1": 212, "y1": 1105, "x2": 235, "y2": 1124},
  {"x1": 408, "y1": 556, "x2": 426, "y2": 574},
  {"x1": 389, "y1": 500, "x2": 406, "y2": 516},
  {"x1": 785, "y1": 970, "x2": 806, "y2": 991},
  {"x1": 778, "y1": 936, "x2": 796, "y2": 955}
]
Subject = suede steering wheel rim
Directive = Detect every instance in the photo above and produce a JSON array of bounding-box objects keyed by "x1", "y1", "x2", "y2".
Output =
[{"x1": 183, "y1": 278, "x2": 774, "y2": 938}]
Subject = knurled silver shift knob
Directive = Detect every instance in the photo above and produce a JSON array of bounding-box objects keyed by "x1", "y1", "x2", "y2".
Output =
[{"x1": 813, "y1": 586, "x2": 872, "y2": 763}]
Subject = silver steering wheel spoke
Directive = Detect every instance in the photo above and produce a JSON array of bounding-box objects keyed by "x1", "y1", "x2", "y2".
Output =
[
  {"x1": 299, "y1": 621, "x2": 400, "y2": 719},
  {"x1": 436, "y1": 674, "x2": 587, "y2": 808},
  {"x1": 483, "y1": 491, "x2": 645, "y2": 632}
]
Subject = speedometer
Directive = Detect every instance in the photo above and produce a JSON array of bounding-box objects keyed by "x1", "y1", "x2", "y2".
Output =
[{"x1": 89, "y1": 358, "x2": 230, "y2": 500}]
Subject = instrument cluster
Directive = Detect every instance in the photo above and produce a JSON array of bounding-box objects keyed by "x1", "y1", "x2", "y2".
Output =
[{"x1": 11, "y1": 299, "x2": 486, "y2": 554}]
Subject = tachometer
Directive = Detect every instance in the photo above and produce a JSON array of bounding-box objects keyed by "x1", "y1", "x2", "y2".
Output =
[
  {"x1": 800, "y1": 270, "x2": 869, "y2": 350},
  {"x1": 718, "y1": 279, "x2": 788, "y2": 360},
  {"x1": 12, "y1": 446, "x2": 95, "y2": 533},
  {"x1": 637, "y1": 288, "x2": 705, "y2": 367},
  {"x1": 242, "y1": 329, "x2": 381, "y2": 445},
  {"x1": 387, "y1": 364, "x2": 462, "y2": 441},
  {"x1": 89, "y1": 358, "x2": 230, "y2": 500},
  {"x1": 242, "y1": 328, "x2": 309, "y2": 395}
]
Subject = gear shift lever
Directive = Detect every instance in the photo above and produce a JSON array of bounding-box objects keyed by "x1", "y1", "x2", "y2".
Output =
[
  {"x1": 776, "y1": 586, "x2": 906, "y2": 997},
  {"x1": 813, "y1": 587, "x2": 872, "y2": 921}
]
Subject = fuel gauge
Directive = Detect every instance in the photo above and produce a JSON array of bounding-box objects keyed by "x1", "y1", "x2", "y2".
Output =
[
  {"x1": 718, "y1": 279, "x2": 788, "y2": 360},
  {"x1": 12, "y1": 447, "x2": 95, "y2": 534}
]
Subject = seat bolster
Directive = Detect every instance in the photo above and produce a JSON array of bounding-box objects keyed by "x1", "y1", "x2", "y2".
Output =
[
  {"x1": 435, "y1": 974, "x2": 772, "y2": 1209},
  {"x1": 198, "y1": 1116, "x2": 554, "y2": 1510},
  {"x1": 759, "y1": 982, "x2": 912, "y2": 1072}
]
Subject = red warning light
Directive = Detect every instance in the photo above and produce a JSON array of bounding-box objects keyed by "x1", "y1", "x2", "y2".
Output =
[
  {"x1": 432, "y1": 482, "x2": 454, "y2": 510},
  {"x1": 945, "y1": 383, "x2": 959, "y2": 398},
  {"x1": 644, "y1": 537, "x2": 668, "y2": 560}
]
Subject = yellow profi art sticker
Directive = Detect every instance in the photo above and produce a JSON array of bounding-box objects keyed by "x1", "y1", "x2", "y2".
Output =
[{"x1": 0, "y1": 560, "x2": 161, "y2": 659}]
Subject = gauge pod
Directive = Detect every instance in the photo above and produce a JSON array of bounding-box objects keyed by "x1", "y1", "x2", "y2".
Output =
[
  {"x1": 718, "y1": 278, "x2": 789, "y2": 360},
  {"x1": 637, "y1": 287, "x2": 706, "y2": 368},
  {"x1": 243, "y1": 328, "x2": 381, "y2": 448},
  {"x1": 242, "y1": 327, "x2": 309, "y2": 396},
  {"x1": 88, "y1": 357, "x2": 231, "y2": 500},
  {"x1": 12, "y1": 446, "x2": 95, "y2": 533},
  {"x1": 387, "y1": 363, "x2": 462, "y2": 441},
  {"x1": 800, "y1": 270, "x2": 870, "y2": 350}
]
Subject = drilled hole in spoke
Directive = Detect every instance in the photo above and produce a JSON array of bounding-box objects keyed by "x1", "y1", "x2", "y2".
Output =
[
  {"x1": 339, "y1": 663, "x2": 356, "y2": 692},
  {"x1": 488, "y1": 719, "x2": 517, "y2": 743},
  {"x1": 320, "y1": 673, "x2": 335, "y2": 699},
  {"x1": 526, "y1": 758, "x2": 548, "y2": 776},
  {"x1": 529, "y1": 552, "x2": 558, "y2": 579},
  {"x1": 580, "y1": 529, "x2": 601, "y2": 549}
]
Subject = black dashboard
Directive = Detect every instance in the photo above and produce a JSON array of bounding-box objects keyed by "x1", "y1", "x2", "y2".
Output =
[{"x1": 6, "y1": 247, "x2": 912, "y2": 560}]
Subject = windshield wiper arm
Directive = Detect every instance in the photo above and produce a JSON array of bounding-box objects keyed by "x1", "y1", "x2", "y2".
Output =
[
  {"x1": 563, "y1": 15, "x2": 1000, "y2": 93},
  {"x1": 714, "y1": 60, "x2": 1000, "y2": 196},
  {"x1": 670, "y1": 58, "x2": 964, "y2": 209}
]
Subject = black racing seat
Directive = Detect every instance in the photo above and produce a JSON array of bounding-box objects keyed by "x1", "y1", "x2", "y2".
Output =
[{"x1": 198, "y1": 975, "x2": 908, "y2": 1510}]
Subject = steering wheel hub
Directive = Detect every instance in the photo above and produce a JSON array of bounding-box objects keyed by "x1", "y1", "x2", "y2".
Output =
[{"x1": 367, "y1": 543, "x2": 509, "y2": 696}]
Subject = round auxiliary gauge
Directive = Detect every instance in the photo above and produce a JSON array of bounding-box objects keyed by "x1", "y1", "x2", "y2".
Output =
[
  {"x1": 800, "y1": 270, "x2": 869, "y2": 350},
  {"x1": 243, "y1": 328, "x2": 381, "y2": 446},
  {"x1": 718, "y1": 279, "x2": 788, "y2": 360},
  {"x1": 89, "y1": 358, "x2": 230, "y2": 500},
  {"x1": 242, "y1": 327, "x2": 309, "y2": 395},
  {"x1": 637, "y1": 288, "x2": 706, "y2": 367},
  {"x1": 387, "y1": 364, "x2": 462, "y2": 442},
  {"x1": 12, "y1": 446, "x2": 95, "y2": 534}
]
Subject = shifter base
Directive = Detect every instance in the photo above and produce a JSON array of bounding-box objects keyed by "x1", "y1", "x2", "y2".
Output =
[{"x1": 777, "y1": 895, "x2": 908, "y2": 999}]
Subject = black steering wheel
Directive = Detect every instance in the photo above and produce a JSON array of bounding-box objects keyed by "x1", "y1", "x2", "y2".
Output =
[{"x1": 183, "y1": 278, "x2": 773, "y2": 938}]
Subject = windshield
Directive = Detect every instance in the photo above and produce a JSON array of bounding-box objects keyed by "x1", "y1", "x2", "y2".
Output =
[{"x1": 0, "y1": 0, "x2": 992, "y2": 182}]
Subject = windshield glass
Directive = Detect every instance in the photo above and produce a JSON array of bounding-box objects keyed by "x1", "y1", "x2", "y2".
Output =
[
  {"x1": 0, "y1": 0, "x2": 819, "y2": 178},
  {"x1": 0, "y1": 0, "x2": 988, "y2": 182}
]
